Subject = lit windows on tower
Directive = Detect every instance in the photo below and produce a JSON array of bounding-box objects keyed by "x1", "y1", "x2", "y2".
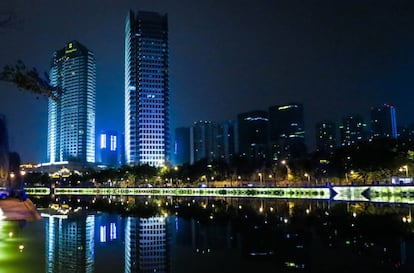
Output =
[{"x1": 98, "y1": 130, "x2": 119, "y2": 167}]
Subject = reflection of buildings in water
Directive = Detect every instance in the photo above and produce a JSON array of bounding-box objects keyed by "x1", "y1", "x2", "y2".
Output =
[
  {"x1": 170, "y1": 216, "x2": 234, "y2": 253},
  {"x1": 125, "y1": 216, "x2": 170, "y2": 273},
  {"x1": 95, "y1": 214, "x2": 122, "y2": 244},
  {"x1": 44, "y1": 213, "x2": 95, "y2": 273}
]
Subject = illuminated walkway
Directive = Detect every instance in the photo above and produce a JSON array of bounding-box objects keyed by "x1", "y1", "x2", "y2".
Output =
[{"x1": 24, "y1": 185, "x2": 414, "y2": 204}]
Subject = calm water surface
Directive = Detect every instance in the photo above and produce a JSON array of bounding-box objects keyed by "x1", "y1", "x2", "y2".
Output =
[{"x1": 1, "y1": 196, "x2": 414, "y2": 273}]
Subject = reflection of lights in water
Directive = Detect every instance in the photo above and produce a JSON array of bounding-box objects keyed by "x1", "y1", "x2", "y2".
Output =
[{"x1": 19, "y1": 244, "x2": 24, "y2": 252}]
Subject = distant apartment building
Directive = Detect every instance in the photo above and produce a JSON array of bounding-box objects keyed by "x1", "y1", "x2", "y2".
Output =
[
  {"x1": 124, "y1": 10, "x2": 169, "y2": 167},
  {"x1": 370, "y1": 103, "x2": 397, "y2": 140},
  {"x1": 173, "y1": 120, "x2": 238, "y2": 165},
  {"x1": 339, "y1": 115, "x2": 368, "y2": 146},
  {"x1": 97, "y1": 130, "x2": 119, "y2": 167},
  {"x1": 191, "y1": 121, "x2": 218, "y2": 163},
  {"x1": 315, "y1": 121, "x2": 337, "y2": 155},
  {"x1": 218, "y1": 120, "x2": 238, "y2": 162},
  {"x1": 268, "y1": 103, "x2": 306, "y2": 160},
  {"x1": 47, "y1": 41, "x2": 96, "y2": 164},
  {"x1": 237, "y1": 110, "x2": 269, "y2": 162}
]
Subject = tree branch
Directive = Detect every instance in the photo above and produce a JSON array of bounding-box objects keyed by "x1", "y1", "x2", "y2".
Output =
[{"x1": 0, "y1": 60, "x2": 62, "y2": 103}]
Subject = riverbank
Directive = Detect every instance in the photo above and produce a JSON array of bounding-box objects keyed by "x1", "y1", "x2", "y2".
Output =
[{"x1": 0, "y1": 198, "x2": 41, "y2": 221}]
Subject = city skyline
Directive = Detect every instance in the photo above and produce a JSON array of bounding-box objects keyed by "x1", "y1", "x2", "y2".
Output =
[{"x1": 1, "y1": 0, "x2": 414, "y2": 163}]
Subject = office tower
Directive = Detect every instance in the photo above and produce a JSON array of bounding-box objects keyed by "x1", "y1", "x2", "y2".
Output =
[
  {"x1": 97, "y1": 130, "x2": 119, "y2": 167},
  {"x1": 268, "y1": 103, "x2": 306, "y2": 160},
  {"x1": 237, "y1": 111, "x2": 269, "y2": 162},
  {"x1": 174, "y1": 127, "x2": 191, "y2": 165},
  {"x1": 315, "y1": 121, "x2": 337, "y2": 155},
  {"x1": 339, "y1": 115, "x2": 368, "y2": 146},
  {"x1": 370, "y1": 103, "x2": 397, "y2": 140},
  {"x1": 47, "y1": 41, "x2": 96, "y2": 164},
  {"x1": 0, "y1": 114, "x2": 9, "y2": 186},
  {"x1": 124, "y1": 10, "x2": 169, "y2": 167}
]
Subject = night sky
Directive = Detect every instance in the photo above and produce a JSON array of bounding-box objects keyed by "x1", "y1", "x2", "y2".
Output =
[{"x1": 1, "y1": 0, "x2": 414, "y2": 163}]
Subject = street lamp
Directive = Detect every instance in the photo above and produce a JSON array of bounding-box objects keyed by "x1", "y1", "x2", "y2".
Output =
[
  {"x1": 258, "y1": 173, "x2": 263, "y2": 187},
  {"x1": 304, "y1": 173, "x2": 310, "y2": 185},
  {"x1": 281, "y1": 160, "x2": 290, "y2": 181},
  {"x1": 20, "y1": 170, "x2": 26, "y2": 189},
  {"x1": 399, "y1": 165, "x2": 409, "y2": 177}
]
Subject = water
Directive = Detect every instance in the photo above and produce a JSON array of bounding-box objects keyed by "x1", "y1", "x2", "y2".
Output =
[{"x1": 1, "y1": 196, "x2": 414, "y2": 273}]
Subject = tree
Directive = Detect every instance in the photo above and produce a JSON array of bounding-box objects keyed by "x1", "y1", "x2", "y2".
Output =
[{"x1": 0, "y1": 60, "x2": 62, "y2": 102}]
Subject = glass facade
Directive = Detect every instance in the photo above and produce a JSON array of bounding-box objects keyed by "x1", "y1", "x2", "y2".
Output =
[
  {"x1": 124, "y1": 11, "x2": 169, "y2": 167},
  {"x1": 47, "y1": 41, "x2": 96, "y2": 163}
]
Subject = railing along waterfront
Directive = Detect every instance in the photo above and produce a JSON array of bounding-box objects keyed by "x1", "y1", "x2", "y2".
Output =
[{"x1": 23, "y1": 185, "x2": 414, "y2": 203}]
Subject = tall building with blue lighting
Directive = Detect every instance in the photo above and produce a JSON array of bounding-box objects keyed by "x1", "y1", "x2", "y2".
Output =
[
  {"x1": 47, "y1": 41, "x2": 96, "y2": 164},
  {"x1": 124, "y1": 10, "x2": 169, "y2": 167},
  {"x1": 370, "y1": 103, "x2": 397, "y2": 140}
]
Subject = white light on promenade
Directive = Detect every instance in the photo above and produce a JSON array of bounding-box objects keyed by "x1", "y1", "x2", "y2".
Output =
[{"x1": 0, "y1": 208, "x2": 4, "y2": 220}]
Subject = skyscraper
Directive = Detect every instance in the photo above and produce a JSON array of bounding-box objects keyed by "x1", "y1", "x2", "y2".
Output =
[
  {"x1": 339, "y1": 115, "x2": 367, "y2": 146},
  {"x1": 315, "y1": 121, "x2": 336, "y2": 155},
  {"x1": 47, "y1": 41, "x2": 96, "y2": 164},
  {"x1": 268, "y1": 103, "x2": 306, "y2": 160},
  {"x1": 370, "y1": 103, "x2": 397, "y2": 140},
  {"x1": 237, "y1": 110, "x2": 269, "y2": 162},
  {"x1": 124, "y1": 10, "x2": 169, "y2": 167}
]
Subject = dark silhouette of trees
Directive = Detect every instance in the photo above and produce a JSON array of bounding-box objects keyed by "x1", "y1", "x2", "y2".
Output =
[{"x1": 0, "y1": 60, "x2": 62, "y2": 102}]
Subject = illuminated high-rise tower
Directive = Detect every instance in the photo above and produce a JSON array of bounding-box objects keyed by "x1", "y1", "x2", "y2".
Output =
[
  {"x1": 370, "y1": 103, "x2": 397, "y2": 140},
  {"x1": 124, "y1": 10, "x2": 169, "y2": 167},
  {"x1": 47, "y1": 41, "x2": 96, "y2": 163}
]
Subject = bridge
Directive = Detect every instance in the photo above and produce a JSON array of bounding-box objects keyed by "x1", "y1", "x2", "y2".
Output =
[{"x1": 23, "y1": 185, "x2": 414, "y2": 204}]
